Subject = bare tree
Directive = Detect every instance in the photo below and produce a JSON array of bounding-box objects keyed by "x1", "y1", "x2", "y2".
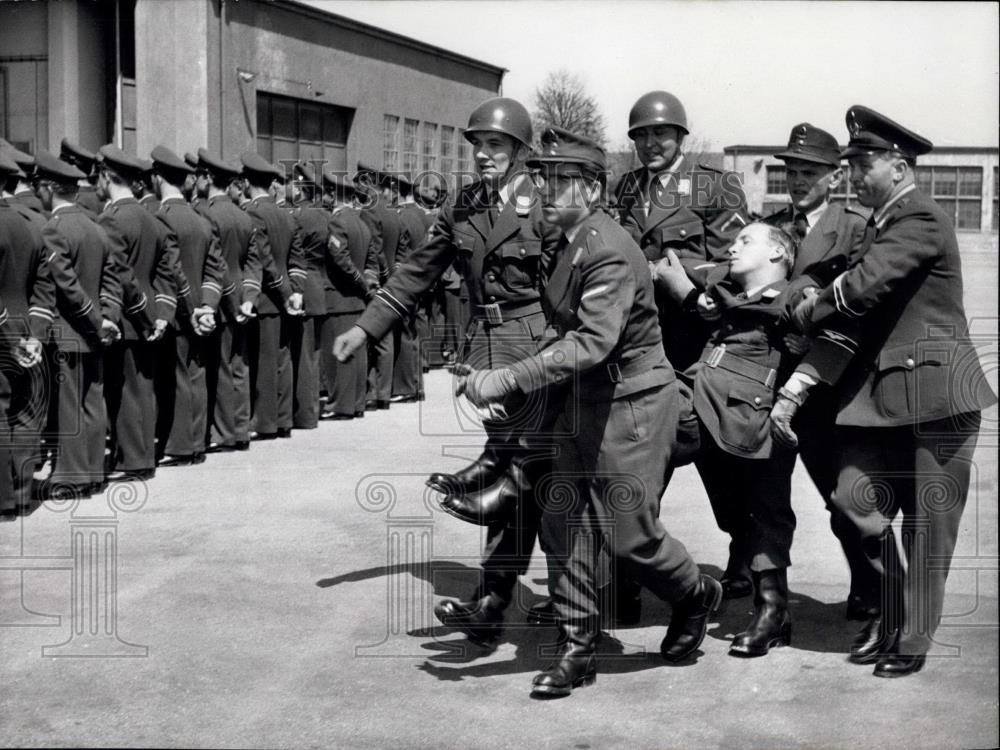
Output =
[{"x1": 532, "y1": 70, "x2": 607, "y2": 147}]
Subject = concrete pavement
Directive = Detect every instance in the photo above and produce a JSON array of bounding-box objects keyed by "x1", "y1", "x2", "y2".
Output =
[{"x1": 1, "y1": 361, "x2": 997, "y2": 749}]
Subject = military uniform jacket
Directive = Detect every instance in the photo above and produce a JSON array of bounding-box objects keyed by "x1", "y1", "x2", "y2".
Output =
[
  {"x1": 76, "y1": 185, "x2": 104, "y2": 217},
  {"x1": 371, "y1": 201, "x2": 409, "y2": 281},
  {"x1": 798, "y1": 186, "x2": 996, "y2": 426},
  {"x1": 246, "y1": 196, "x2": 303, "y2": 316},
  {"x1": 325, "y1": 207, "x2": 378, "y2": 315},
  {"x1": 43, "y1": 204, "x2": 121, "y2": 351},
  {"x1": 0, "y1": 199, "x2": 54, "y2": 344},
  {"x1": 291, "y1": 203, "x2": 335, "y2": 316},
  {"x1": 764, "y1": 202, "x2": 867, "y2": 290},
  {"x1": 397, "y1": 203, "x2": 428, "y2": 269},
  {"x1": 99, "y1": 196, "x2": 175, "y2": 339},
  {"x1": 614, "y1": 157, "x2": 748, "y2": 286},
  {"x1": 357, "y1": 176, "x2": 560, "y2": 342},
  {"x1": 690, "y1": 272, "x2": 796, "y2": 459},
  {"x1": 13, "y1": 189, "x2": 46, "y2": 217},
  {"x1": 156, "y1": 197, "x2": 226, "y2": 326},
  {"x1": 197, "y1": 195, "x2": 264, "y2": 323},
  {"x1": 508, "y1": 210, "x2": 672, "y2": 402}
]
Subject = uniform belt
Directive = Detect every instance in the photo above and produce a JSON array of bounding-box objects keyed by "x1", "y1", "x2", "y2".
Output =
[
  {"x1": 473, "y1": 300, "x2": 543, "y2": 325},
  {"x1": 700, "y1": 344, "x2": 777, "y2": 388},
  {"x1": 603, "y1": 346, "x2": 667, "y2": 384}
]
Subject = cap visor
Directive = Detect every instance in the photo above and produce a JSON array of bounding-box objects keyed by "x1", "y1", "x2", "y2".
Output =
[{"x1": 774, "y1": 150, "x2": 840, "y2": 166}]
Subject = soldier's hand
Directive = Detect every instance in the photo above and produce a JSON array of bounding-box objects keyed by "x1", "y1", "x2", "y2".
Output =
[
  {"x1": 770, "y1": 396, "x2": 801, "y2": 449},
  {"x1": 333, "y1": 325, "x2": 367, "y2": 362},
  {"x1": 451, "y1": 362, "x2": 472, "y2": 397},
  {"x1": 651, "y1": 250, "x2": 697, "y2": 304},
  {"x1": 100, "y1": 318, "x2": 122, "y2": 346},
  {"x1": 783, "y1": 332, "x2": 811, "y2": 355},
  {"x1": 696, "y1": 292, "x2": 721, "y2": 321},
  {"x1": 191, "y1": 306, "x2": 216, "y2": 336},
  {"x1": 285, "y1": 293, "x2": 305, "y2": 317},
  {"x1": 14, "y1": 337, "x2": 42, "y2": 368},
  {"x1": 236, "y1": 301, "x2": 256, "y2": 324},
  {"x1": 464, "y1": 367, "x2": 517, "y2": 407},
  {"x1": 791, "y1": 288, "x2": 819, "y2": 333},
  {"x1": 145, "y1": 319, "x2": 167, "y2": 342}
]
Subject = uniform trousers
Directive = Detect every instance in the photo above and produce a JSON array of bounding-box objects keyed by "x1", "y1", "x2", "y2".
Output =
[
  {"x1": 0, "y1": 355, "x2": 48, "y2": 508},
  {"x1": 291, "y1": 315, "x2": 321, "y2": 429},
  {"x1": 464, "y1": 311, "x2": 559, "y2": 606},
  {"x1": 831, "y1": 413, "x2": 982, "y2": 656},
  {"x1": 797, "y1": 391, "x2": 880, "y2": 609},
  {"x1": 368, "y1": 329, "x2": 394, "y2": 403},
  {"x1": 540, "y1": 380, "x2": 701, "y2": 626},
  {"x1": 248, "y1": 314, "x2": 293, "y2": 435},
  {"x1": 105, "y1": 340, "x2": 157, "y2": 472},
  {"x1": 157, "y1": 328, "x2": 208, "y2": 458},
  {"x1": 49, "y1": 348, "x2": 105, "y2": 484},
  {"x1": 694, "y1": 425, "x2": 796, "y2": 572},
  {"x1": 322, "y1": 312, "x2": 368, "y2": 416},
  {"x1": 207, "y1": 322, "x2": 251, "y2": 446},
  {"x1": 392, "y1": 312, "x2": 423, "y2": 398}
]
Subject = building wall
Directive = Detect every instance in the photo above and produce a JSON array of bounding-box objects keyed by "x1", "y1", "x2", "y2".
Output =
[
  {"x1": 0, "y1": 1, "x2": 49, "y2": 152},
  {"x1": 130, "y1": 0, "x2": 500, "y2": 175},
  {"x1": 725, "y1": 147, "x2": 1000, "y2": 243}
]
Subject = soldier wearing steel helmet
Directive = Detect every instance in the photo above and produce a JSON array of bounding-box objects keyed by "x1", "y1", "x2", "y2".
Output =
[
  {"x1": 333, "y1": 97, "x2": 562, "y2": 645},
  {"x1": 615, "y1": 91, "x2": 749, "y2": 373}
]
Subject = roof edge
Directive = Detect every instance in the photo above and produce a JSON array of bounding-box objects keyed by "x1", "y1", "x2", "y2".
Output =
[{"x1": 271, "y1": 0, "x2": 507, "y2": 78}]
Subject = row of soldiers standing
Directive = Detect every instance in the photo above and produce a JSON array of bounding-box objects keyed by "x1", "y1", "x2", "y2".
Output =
[{"x1": 0, "y1": 136, "x2": 465, "y2": 511}]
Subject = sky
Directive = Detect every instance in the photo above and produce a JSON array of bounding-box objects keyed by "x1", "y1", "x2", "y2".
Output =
[{"x1": 304, "y1": 0, "x2": 999, "y2": 151}]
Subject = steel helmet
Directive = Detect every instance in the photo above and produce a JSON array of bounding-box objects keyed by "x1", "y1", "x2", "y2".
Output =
[
  {"x1": 464, "y1": 97, "x2": 533, "y2": 148},
  {"x1": 627, "y1": 91, "x2": 689, "y2": 137}
]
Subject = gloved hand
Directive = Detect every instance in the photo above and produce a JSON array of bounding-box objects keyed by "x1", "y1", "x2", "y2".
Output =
[
  {"x1": 770, "y1": 390, "x2": 804, "y2": 449},
  {"x1": 462, "y1": 367, "x2": 519, "y2": 407}
]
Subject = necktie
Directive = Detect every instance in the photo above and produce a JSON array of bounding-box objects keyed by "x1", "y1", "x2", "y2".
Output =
[
  {"x1": 487, "y1": 190, "x2": 500, "y2": 228},
  {"x1": 793, "y1": 213, "x2": 809, "y2": 240}
]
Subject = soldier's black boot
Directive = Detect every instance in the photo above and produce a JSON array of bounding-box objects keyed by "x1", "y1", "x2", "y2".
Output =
[
  {"x1": 434, "y1": 589, "x2": 505, "y2": 646},
  {"x1": 527, "y1": 598, "x2": 557, "y2": 626},
  {"x1": 720, "y1": 560, "x2": 753, "y2": 600},
  {"x1": 660, "y1": 574, "x2": 723, "y2": 662},
  {"x1": 426, "y1": 447, "x2": 504, "y2": 496},
  {"x1": 729, "y1": 568, "x2": 792, "y2": 657},
  {"x1": 439, "y1": 459, "x2": 525, "y2": 526},
  {"x1": 530, "y1": 623, "x2": 598, "y2": 699}
]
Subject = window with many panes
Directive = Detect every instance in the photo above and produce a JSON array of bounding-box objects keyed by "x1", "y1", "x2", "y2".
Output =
[
  {"x1": 402, "y1": 118, "x2": 419, "y2": 174},
  {"x1": 383, "y1": 115, "x2": 400, "y2": 171},
  {"x1": 457, "y1": 129, "x2": 471, "y2": 178},
  {"x1": 916, "y1": 166, "x2": 983, "y2": 230},
  {"x1": 256, "y1": 92, "x2": 354, "y2": 172},
  {"x1": 421, "y1": 122, "x2": 437, "y2": 173},
  {"x1": 439, "y1": 125, "x2": 455, "y2": 177},
  {"x1": 765, "y1": 165, "x2": 787, "y2": 196}
]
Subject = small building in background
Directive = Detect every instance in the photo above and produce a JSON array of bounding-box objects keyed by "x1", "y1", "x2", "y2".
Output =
[
  {"x1": 0, "y1": 0, "x2": 503, "y2": 189},
  {"x1": 724, "y1": 144, "x2": 999, "y2": 253}
]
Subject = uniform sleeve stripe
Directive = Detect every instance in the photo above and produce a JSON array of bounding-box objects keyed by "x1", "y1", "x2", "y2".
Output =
[
  {"x1": 29, "y1": 307, "x2": 54, "y2": 321},
  {"x1": 289, "y1": 269, "x2": 308, "y2": 278},
  {"x1": 375, "y1": 289, "x2": 407, "y2": 319},
  {"x1": 832, "y1": 273, "x2": 864, "y2": 318},
  {"x1": 243, "y1": 280, "x2": 261, "y2": 290},
  {"x1": 126, "y1": 294, "x2": 149, "y2": 314},
  {"x1": 72, "y1": 301, "x2": 95, "y2": 317},
  {"x1": 265, "y1": 276, "x2": 286, "y2": 289},
  {"x1": 202, "y1": 282, "x2": 222, "y2": 292}
]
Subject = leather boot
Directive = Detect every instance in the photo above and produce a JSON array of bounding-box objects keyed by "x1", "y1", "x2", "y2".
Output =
[
  {"x1": 527, "y1": 598, "x2": 557, "y2": 626},
  {"x1": 433, "y1": 590, "x2": 505, "y2": 646},
  {"x1": 660, "y1": 574, "x2": 723, "y2": 662},
  {"x1": 426, "y1": 448, "x2": 504, "y2": 496},
  {"x1": 530, "y1": 623, "x2": 598, "y2": 699},
  {"x1": 729, "y1": 568, "x2": 792, "y2": 657},
  {"x1": 720, "y1": 559, "x2": 753, "y2": 600},
  {"x1": 439, "y1": 459, "x2": 526, "y2": 527}
]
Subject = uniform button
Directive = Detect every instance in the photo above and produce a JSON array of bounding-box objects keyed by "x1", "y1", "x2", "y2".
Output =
[
  {"x1": 487, "y1": 273, "x2": 496, "y2": 282},
  {"x1": 905, "y1": 357, "x2": 915, "y2": 369},
  {"x1": 489, "y1": 296, "x2": 497, "y2": 302},
  {"x1": 679, "y1": 229, "x2": 687, "y2": 237},
  {"x1": 456, "y1": 239, "x2": 463, "y2": 246},
  {"x1": 519, "y1": 247, "x2": 526, "y2": 256},
  {"x1": 753, "y1": 397, "x2": 761, "y2": 405}
]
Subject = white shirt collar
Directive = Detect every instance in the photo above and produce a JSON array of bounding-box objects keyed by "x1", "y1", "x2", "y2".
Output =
[
  {"x1": 651, "y1": 153, "x2": 685, "y2": 188},
  {"x1": 497, "y1": 172, "x2": 526, "y2": 207},
  {"x1": 798, "y1": 200, "x2": 829, "y2": 231},
  {"x1": 52, "y1": 203, "x2": 75, "y2": 214}
]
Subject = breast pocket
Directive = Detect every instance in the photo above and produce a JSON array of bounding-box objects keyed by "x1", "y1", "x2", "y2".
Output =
[{"x1": 499, "y1": 238, "x2": 542, "y2": 288}]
